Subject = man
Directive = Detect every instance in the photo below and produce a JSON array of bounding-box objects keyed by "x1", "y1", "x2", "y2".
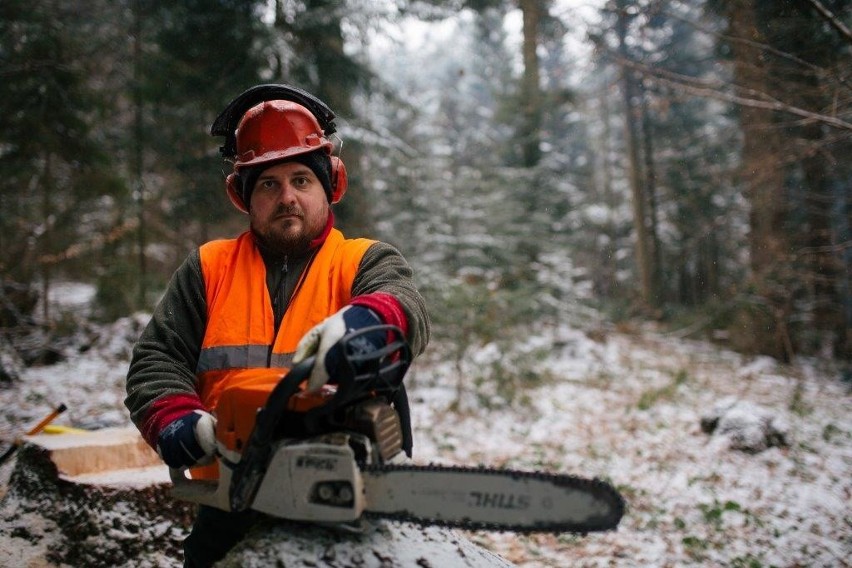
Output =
[{"x1": 125, "y1": 85, "x2": 430, "y2": 567}]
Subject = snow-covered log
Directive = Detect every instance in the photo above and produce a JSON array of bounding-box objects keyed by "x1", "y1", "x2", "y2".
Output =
[
  {"x1": 0, "y1": 428, "x2": 514, "y2": 567},
  {"x1": 220, "y1": 518, "x2": 515, "y2": 568}
]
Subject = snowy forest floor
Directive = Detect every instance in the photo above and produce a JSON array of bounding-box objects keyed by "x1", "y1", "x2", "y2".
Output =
[{"x1": 0, "y1": 286, "x2": 850, "y2": 567}]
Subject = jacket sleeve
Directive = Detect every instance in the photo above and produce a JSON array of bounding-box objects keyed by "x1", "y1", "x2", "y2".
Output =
[
  {"x1": 124, "y1": 249, "x2": 208, "y2": 447},
  {"x1": 349, "y1": 242, "x2": 431, "y2": 357}
]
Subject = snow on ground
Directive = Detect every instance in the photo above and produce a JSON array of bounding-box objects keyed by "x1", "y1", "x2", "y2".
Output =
[
  {"x1": 408, "y1": 325, "x2": 851, "y2": 567},
  {"x1": 1, "y1": 299, "x2": 850, "y2": 567}
]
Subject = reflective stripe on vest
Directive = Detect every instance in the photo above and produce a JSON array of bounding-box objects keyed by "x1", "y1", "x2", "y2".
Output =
[{"x1": 195, "y1": 345, "x2": 295, "y2": 373}]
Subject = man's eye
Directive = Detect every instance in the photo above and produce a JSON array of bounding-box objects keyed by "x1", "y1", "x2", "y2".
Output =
[{"x1": 293, "y1": 176, "x2": 309, "y2": 187}]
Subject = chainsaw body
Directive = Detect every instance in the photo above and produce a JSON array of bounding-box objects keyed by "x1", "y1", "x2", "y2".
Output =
[{"x1": 170, "y1": 325, "x2": 410, "y2": 521}]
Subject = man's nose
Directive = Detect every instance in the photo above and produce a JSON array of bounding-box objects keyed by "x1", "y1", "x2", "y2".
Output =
[{"x1": 276, "y1": 182, "x2": 298, "y2": 204}]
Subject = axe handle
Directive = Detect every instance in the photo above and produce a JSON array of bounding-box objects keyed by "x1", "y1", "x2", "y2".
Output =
[
  {"x1": 25, "y1": 403, "x2": 68, "y2": 436},
  {"x1": 0, "y1": 403, "x2": 68, "y2": 466}
]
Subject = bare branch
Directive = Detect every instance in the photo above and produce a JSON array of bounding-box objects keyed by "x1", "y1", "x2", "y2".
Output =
[
  {"x1": 796, "y1": 240, "x2": 852, "y2": 255},
  {"x1": 804, "y1": 0, "x2": 852, "y2": 45},
  {"x1": 37, "y1": 219, "x2": 139, "y2": 265},
  {"x1": 608, "y1": 52, "x2": 852, "y2": 132},
  {"x1": 662, "y1": 7, "x2": 852, "y2": 93}
]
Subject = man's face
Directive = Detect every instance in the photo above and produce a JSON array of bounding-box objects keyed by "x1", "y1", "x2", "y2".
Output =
[{"x1": 248, "y1": 160, "x2": 330, "y2": 255}]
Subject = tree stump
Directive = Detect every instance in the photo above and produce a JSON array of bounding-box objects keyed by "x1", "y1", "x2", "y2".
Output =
[{"x1": 0, "y1": 427, "x2": 193, "y2": 567}]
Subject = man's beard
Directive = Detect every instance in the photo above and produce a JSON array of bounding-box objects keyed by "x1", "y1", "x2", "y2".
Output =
[{"x1": 250, "y1": 204, "x2": 313, "y2": 257}]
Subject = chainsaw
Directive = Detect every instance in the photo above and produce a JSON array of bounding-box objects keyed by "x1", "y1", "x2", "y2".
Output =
[{"x1": 169, "y1": 326, "x2": 625, "y2": 533}]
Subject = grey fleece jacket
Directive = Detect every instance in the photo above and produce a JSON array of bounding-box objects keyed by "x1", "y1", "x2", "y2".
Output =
[{"x1": 124, "y1": 236, "x2": 430, "y2": 440}]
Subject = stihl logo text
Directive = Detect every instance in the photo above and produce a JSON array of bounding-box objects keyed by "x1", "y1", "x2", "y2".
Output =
[
  {"x1": 469, "y1": 492, "x2": 531, "y2": 510},
  {"x1": 296, "y1": 456, "x2": 336, "y2": 471}
]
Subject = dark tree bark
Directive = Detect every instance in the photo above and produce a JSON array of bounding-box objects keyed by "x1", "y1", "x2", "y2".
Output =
[
  {"x1": 518, "y1": 0, "x2": 544, "y2": 168},
  {"x1": 616, "y1": 0, "x2": 655, "y2": 308}
]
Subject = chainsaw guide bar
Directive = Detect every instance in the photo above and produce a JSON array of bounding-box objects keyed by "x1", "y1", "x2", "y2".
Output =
[{"x1": 361, "y1": 464, "x2": 625, "y2": 534}]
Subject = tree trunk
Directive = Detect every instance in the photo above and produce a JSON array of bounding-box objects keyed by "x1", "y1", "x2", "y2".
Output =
[
  {"x1": 220, "y1": 519, "x2": 515, "y2": 567},
  {"x1": 726, "y1": 0, "x2": 788, "y2": 281},
  {"x1": 518, "y1": 0, "x2": 543, "y2": 168},
  {"x1": 640, "y1": 85, "x2": 663, "y2": 303},
  {"x1": 798, "y1": 124, "x2": 847, "y2": 357},
  {"x1": 39, "y1": 153, "x2": 54, "y2": 324},
  {"x1": 1, "y1": 429, "x2": 514, "y2": 567},
  {"x1": 616, "y1": 0, "x2": 655, "y2": 308},
  {"x1": 594, "y1": 85, "x2": 618, "y2": 297},
  {"x1": 0, "y1": 428, "x2": 192, "y2": 567},
  {"x1": 276, "y1": 0, "x2": 372, "y2": 236},
  {"x1": 725, "y1": 0, "x2": 793, "y2": 360},
  {"x1": 132, "y1": 0, "x2": 147, "y2": 310},
  {"x1": 777, "y1": 1, "x2": 849, "y2": 358}
]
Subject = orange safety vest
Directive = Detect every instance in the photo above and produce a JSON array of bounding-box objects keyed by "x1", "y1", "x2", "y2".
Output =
[{"x1": 191, "y1": 228, "x2": 374, "y2": 478}]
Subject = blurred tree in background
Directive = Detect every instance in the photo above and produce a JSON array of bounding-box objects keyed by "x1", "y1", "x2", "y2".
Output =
[
  {"x1": 0, "y1": 0, "x2": 124, "y2": 321},
  {"x1": 717, "y1": 0, "x2": 851, "y2": 360},
  {"x1": 124, "y1": 0, "x2": 268, "y2": 316}
]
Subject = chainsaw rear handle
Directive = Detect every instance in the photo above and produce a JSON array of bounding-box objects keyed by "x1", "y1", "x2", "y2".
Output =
[{"x1": 168, "y1": 357, "x2": 317, "y2": 512}]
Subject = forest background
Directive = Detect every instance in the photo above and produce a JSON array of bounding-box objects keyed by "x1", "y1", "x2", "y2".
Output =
[{"x1": 1, "y1": 0, "x2": 850, "y2": 370}]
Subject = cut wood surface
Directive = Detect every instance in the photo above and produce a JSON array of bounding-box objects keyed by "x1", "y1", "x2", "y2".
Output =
[{"x1": 22, "y1": 427, "x2": 166, "y2": 484}]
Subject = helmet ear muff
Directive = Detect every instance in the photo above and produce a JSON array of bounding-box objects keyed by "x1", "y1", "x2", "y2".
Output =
[
  {"x1": 330, "y1": 155, "x2": 347, "y2": 204},
  {"x1": 226, "y1": 173, "x2": 248, "y2": 213}
]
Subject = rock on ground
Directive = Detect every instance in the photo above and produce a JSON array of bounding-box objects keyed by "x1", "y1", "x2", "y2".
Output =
[{"x1": 700, "y1": 397, "x2": 790, "y2": 453}]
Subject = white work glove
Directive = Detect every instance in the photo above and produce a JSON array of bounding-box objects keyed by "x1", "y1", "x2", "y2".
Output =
[
  {"x1": 156, "y1": 410, "x2": 217, "y2": 469},
  {"x1": 293, "y1": 306, "x2": 383, "y2": 391}
]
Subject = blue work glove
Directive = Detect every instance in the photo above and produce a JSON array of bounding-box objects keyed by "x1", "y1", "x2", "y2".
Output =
[
  {"x1": 156, "y1": 410, "x2": 217, "y2": 469},
  {"x1": 293, "y1": 306, "x2": 384, "y2": 391}
]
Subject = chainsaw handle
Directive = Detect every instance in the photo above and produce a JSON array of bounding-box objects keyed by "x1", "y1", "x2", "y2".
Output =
[
  {"x1": 169, "y1": 466, "x2": 230, "y2": 510},
  {"x1": 228, "y1": 329, "x2": 410, "y2": 513},
  {"x1": 228, "y1": 355, "x2": 316, "y2": 512},
  {"x1": 331, "y1": 324, "x2": 411, "y2": 406}
]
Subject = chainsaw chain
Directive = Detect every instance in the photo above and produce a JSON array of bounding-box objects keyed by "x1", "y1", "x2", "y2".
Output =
[{"x1": 360, "y1": 463, "x2": 625, "y2": 534}]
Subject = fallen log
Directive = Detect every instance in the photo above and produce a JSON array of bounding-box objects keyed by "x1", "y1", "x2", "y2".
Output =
[
  {"x1": 220, "y1": 518, "x2": 515, "y2": 567},
  {"x1": 0, "y1": 428, "x2": 514, "y2": 567}
]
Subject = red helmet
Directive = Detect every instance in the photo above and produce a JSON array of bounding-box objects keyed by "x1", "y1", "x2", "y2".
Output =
[
  {"x1": 235, "y1": 100, "x2": 332, "y2": 169},
  {"x1": 224, "y1": 99, "x2": 347, "y2": 212}
]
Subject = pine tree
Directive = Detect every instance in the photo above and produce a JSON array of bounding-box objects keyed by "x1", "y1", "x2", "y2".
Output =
[
  {"x1": 719, "y1": 0, "x2": 851, "y2": 359},
  {"x1": 140, "y1": 0, "x2": 268, "y2": 245},
  {"x1": 0, "y1": 0, "x2": 120, "y2": 321}
]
